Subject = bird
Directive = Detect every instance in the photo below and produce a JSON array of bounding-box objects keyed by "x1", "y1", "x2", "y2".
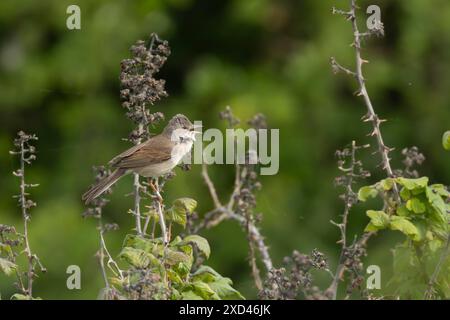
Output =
[{"x1": 82, "y1": 114, "x2": 198, "y2": 204}]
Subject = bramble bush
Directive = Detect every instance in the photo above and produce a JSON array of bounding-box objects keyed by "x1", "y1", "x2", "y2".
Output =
[{"x1": 1, "y1": 1, "x2": 448, "y2": 300}]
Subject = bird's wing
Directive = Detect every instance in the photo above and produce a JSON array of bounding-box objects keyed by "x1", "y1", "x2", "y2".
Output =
[{"x1": 110, "y1": 135, "x2": 174, "y2": 169}]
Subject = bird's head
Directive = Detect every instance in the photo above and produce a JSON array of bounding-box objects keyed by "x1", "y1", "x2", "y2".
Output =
[{"x1": 164, "y1": 114, "x2": 200, "y2": 143}]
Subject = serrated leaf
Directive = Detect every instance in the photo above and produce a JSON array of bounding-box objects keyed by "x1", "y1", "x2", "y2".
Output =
[
  {"x1": 395, "y1": 177, "x2": 429, "y2": 190},
  {"x1": 406, "y1": 198, "x2": 426, "y2": 214},
  {"x1": 166, "y1": 198, "x2": 197, "y2": 228},
  {"x1": 119, "y1": 247, "x2": 160, "y2": 269},
  {"x1": 172, "y1": 244, "x2": 194, "y2": 277},
  {"x1": 389, "y1": 216, "x2": 420, "y2": 241},
  {"x1": 123, "y1": 234, "x2": 157, "y2": 252},
  {"x1": 165, "y1": 248, "x2": 191, "y2": 266},
  {"x1": 208, "y1": 277, "x2": 245, "y2": 300},
  {"x1": 366, "y1": 210, "x2": 390, "y2": 228},
  {"x1": 166, "y1": 208, "x2": 187, "y2": 228},
  {"x1": 191, "y1": 281, "x2": 220, "y2": 300},
  {"x1": 0, "y1": 257, "x2": 17, "y2": 276},
  {"x1": 443, "y1": 131, "x2": 450, "y2": 150},
  {"x1": 192, "y1": 265, "x2": 222, "y2": 283},
  {"x1": 181, "y1": 235, "x2": 211, "y2": 259},
  {"x1": 173, "y1": 198, "x2": 197, "y2": 214},
  {"x1": 380, "y1": 178, "x2": 394, "y2": 191},
  {"x1": 358, "y1": 186, "x2": 378, "y2": 202}
]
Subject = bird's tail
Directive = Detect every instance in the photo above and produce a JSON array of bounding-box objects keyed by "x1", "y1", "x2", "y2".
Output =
[{"x1": 82, "y1": 169, "x2": 125, "y2": 204}]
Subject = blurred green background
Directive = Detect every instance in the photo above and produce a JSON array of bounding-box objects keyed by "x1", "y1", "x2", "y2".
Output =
[{"x1": 1, "y1": 0, "x2": 449, "y2": 299}]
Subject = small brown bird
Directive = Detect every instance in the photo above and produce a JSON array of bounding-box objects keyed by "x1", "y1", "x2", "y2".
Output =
[{"x1": 82, "y1": 114, "x2": 198, "y2": 204}]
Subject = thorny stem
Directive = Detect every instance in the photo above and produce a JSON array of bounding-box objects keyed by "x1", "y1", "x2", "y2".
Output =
[
  {"x1": 133, "y1": 174, "x2": 143, "y2": 235},
  {"x1": 99, "y1": 227, "x2": 123, "y2": 279},
  {"x1": 327, "y1": 141, "x2": 358, "y2": 299},
  {"x1": 97, "y1": 219, "x2": 110, "y2": 289},
  {"x1": 133, "y1": 123, "x2": 144, "y2": 235},
  {"x1": 153, "y1": 179, "x2": 168, "y2": 245},
  {"x1": 333, "y1": 0, "x2": 400, "y2": 202},
  {"x1": 246, "y1": 211, "x2": 263, "y2": 291},
  {"x1": 19, "y1": 142, "x2": 33, "y2": 299},
  {"x1": 13, "y1": 134, "x2": 42, "y2": 299}
]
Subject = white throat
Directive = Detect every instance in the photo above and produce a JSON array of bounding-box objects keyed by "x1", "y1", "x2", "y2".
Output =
[{"x1": 170, "y1": 129, "x2": 195, "y2": 164}]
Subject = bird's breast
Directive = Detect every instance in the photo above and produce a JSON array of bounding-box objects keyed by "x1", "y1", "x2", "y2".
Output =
[
  {"x1": 170, "y1": 141, "x2": 193, "y2": 164},
  {"x1": 134, "y1": 141, "x2": 192, "y2": 178}
]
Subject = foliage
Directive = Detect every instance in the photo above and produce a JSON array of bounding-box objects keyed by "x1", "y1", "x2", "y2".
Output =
[
  {"x1": 1, "y1": 0, "x2": 450, "y2": 299},
  {"x1": 359, "y1": 175, "x2": 449, "y2": 298},
  {"x1": 113, "y1": 231, "x2": 243, "y2": 300},
  {"x1": 98, "y1": 196, "x2": 243, "y2": 300}
]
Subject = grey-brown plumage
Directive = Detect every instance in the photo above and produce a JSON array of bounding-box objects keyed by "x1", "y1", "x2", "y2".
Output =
[{"x1": 82, "y1": 114, "x2": 195, "y2": 204}]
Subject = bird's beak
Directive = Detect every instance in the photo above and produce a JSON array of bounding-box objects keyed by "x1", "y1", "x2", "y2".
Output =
[{"x1": 190, "y1": 124, "x2": 202, "y2": 134}]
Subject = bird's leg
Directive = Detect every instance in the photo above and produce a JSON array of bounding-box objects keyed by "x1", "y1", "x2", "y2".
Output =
[
  {"x1": 148, "y1": 177, "x2": 167, "y2": 245},
  {"x1": 148, "y1": 178, "x2": 163, "y2": 203}
]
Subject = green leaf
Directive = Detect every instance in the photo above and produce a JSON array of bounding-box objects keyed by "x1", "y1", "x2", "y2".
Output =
[
  {"x1": 395, "y1": 177, "x2": 429, "y2": 190},
  {"x1": 358, "y1": 186, "x2": 378, "y2": 202},
  {"x1": 181, "y1": 235, "x2": 211, "y2": 259},
  {"x1": 10, "y1": 294, "x2": 29, "y2": 300},
  {"x1": 174, "y1": 261, "x2": 192, "y2": 278},
  {"x1": 166, "y1": 198, "x2": 197, "y2": 228},
  {"x1": 366, "y1": 210, "x2": 390, "y2": 228},
  {"x1": 380, "y1": 178, "x2": 394, "y2": 191},
  {"x1": 119, "y1": 247, "x2": 160, "y2": 268},
  {"x1": 406, "y1": 198, "x2": 426, "y2": 214},
  {"x1": 208, "y1": 277, "x2": 245, "y2": 300},
  {"x1": 165, "y1": 248, "x2": 191, "y2": 266},
  {"x1": 389, "y1": 216, "x2": 420, "y2": 241},
  {"x1": 425, "y1": 187, "x2": 447, "y2": 224},
  {"x1": 0, "y1": 257, "x2": 17, "y2": 276},
  {"x1": 166, "y1": 208, "x2": 187, "y2": 228},
  {"x1": 400, "y1": 188, "x2": 411, "y2": 201},
  {"x1": 191, "y1": 281, "x2": 220, "y2": 300},
  {"x1": 192, "y1": 265, "x2": 222, "y2": 283},
  {"x1": 396, "y1": 205, "x2": 411, "y2": 217},
  {"x1": 0, "y1": 243, "x2": 13, "y2": 256},
  {"x1": 167, "y1": 269, "x2": 184, "y2": 286},
  {"x1": 123, "y1": 234, "x2": 156, "y2": 252},
  {"x1": 429, "y1": 184, "x2": 450, "y2": 198},
  {"x1": 10, "y1": 294, "x2": 41, "y2": 300},
  {"x1": 443, "y1": 131, "x2": 450, "y2": 150},
  {"x1": 181, "y1": 290, "x2": 203, "y2": 300},
  {"x1": 364, "y1": 222, "x2": 380, "y2": 232},
  {"x1": 173, "y1": 198, "x2": 197, "y2": 214},
  {"x1": 172, "y1": 244, "x2": 194, "y2": 277}
]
